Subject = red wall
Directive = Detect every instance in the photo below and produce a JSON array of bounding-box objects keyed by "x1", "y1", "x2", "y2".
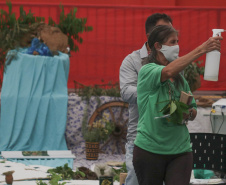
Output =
[
  {"x1": 1, "y1": 0, "x2": 226, "y2": 6},
  {"x1": 1, "y1": 0, "x2": 226, "y2": 7},
  {"x1": 1, "y1": 1, "x2": 226, "y2": 91}
]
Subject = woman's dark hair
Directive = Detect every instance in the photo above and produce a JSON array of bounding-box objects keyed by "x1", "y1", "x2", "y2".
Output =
[{"x1": 143, "y1": 25, "x2": 184, "y2": 88}]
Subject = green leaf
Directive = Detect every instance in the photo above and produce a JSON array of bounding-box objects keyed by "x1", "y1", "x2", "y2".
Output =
[
  {"x1": 79, "y1": 171, "x2": 85, "y2": 177},
  {"x1": 170, "y1": 101, "x2": 177, "y2": 114},
  {"x1": 177, "y1": 101, "x2": 189, "y2": 114},
  {"x1": 6, "y1": 1, "x2": 12, "y2": 15}
]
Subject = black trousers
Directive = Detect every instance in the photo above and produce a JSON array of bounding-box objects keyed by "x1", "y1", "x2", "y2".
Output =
[{"x1": 133, "y1": 145, "x2": 193, "y2": 185}]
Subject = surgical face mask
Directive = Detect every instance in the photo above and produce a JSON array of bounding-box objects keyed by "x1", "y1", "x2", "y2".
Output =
[{"x1": 159, "y1": 45, "x2": 179, "y2": 62}]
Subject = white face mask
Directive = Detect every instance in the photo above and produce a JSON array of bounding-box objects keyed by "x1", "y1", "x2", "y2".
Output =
[{"x1": 159, "y1": 45, "x2": 179, "y2": 62}]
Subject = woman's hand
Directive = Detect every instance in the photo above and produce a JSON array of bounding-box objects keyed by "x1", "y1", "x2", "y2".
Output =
[
  {"x1": 183, "y1": 108, "x2": 197, "y2": 121},
  {"x1": 199, "y1": 36, "x2": 223, "y2": 54}
]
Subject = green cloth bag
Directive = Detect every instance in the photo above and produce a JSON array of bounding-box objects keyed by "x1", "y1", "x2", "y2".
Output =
[{"x1": 194, "y1": 169, "x2": 215, "y2": 179}]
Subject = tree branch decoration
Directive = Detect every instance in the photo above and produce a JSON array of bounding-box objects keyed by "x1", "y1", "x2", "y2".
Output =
[{"x1": 0, "y1": 1, "x2": 92, "y2": 84}]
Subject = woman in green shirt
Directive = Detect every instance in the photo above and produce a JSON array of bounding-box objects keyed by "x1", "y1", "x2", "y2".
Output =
[{"x1": 133, "y1": 25, "x2": 222, "y2": 185}]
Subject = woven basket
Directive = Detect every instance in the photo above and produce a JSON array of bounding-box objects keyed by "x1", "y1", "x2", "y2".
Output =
[{"x1": 85, "y1": 142, "x2": 99, "y2": 160}]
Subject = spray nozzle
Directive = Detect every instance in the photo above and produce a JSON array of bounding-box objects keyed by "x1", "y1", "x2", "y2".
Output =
[{"x1": 212, "y1": 29, "x2": 225, "y2": 37}]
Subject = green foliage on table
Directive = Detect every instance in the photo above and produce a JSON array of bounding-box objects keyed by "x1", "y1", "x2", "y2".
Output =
[
  {"x1": 74, "y1": 169, "x2": 86, "y2": 178},
  {"x1": 36, "y1": 172, "x2": 66, "y2": 185},
  {"x1": 49, "y1": 173, "x2": 66, "y2": 185},
  {"x1": 47, "y1": 163, "x2": 86, "y2": 181},
  {"x1": 0, "y1": 1, "x2": 92, "y2": 86},
  {"x1": 112, "y1": 162, "x2": 127, "y2": 182},
  {"x1": 184, "y1": 61, "x2": 204, "y2": 92},
  {"x1": 36, "y1": 180, "x2": 48, "y2": 185},
  {"x1": 47, "y1": 163, "x2": 77, "y2": 180},
  {"x1": 22, "y1": 151, "x2": 48, "y2": 156}
]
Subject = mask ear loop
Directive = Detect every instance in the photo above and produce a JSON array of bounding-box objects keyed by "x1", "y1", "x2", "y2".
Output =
[{"x1": 146, "y1": 42, "x2": 151, "y2": 55}]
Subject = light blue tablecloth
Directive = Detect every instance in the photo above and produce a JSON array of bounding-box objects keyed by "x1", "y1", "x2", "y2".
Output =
[{"x1": 0, "y1": 50, "x2": 70, "y2": 151}]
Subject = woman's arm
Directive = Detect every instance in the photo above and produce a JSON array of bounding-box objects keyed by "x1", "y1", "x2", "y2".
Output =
[{"x1": 161, "y1": 36, "x2": 223, "y2": 82}]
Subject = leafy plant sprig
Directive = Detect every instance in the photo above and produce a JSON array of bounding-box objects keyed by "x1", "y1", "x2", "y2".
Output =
[
  {"x1": 74, "y1": 169, "x2": 86, "y2": 179},
  {"x1": 159, "y1": 100, "x2": 190, "y2": 124},
  {"x1": 157, "y1": 82, "x2": 193, "y2": 124},
  {"x1": 36, "y1": 172, "x2": 66, "y2": 185},
  {"x1": 48, "y1": 5, "x2": 92, "y2": 52},
  {"x1": 47, "y1": 163, "x2": 75, "y2": 180}
]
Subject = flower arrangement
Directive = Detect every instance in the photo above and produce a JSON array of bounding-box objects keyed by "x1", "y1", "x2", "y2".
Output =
[{"x1": 82, "y1": 112, "x2": 114, "y2": 143}]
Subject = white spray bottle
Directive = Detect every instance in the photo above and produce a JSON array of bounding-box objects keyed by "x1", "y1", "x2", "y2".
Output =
[{"x1": 204, "y1": 29, "x2": 224, "y2": 81}]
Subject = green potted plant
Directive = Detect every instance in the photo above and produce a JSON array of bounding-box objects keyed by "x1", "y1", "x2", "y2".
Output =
[
  {"x1": 184, "y1": 61, "x2": 204, "y2": 92},
  {"x1": 82, "y1": 112, "x2": 114, "y2": 160}
]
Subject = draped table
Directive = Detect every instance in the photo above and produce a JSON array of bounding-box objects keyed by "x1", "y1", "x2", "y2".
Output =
[
  {"x1": 0, "y1": 50, "x2": 69, "y2": 151},
  {"x1": 0, "y1": 49, "x2": 71, "y2": 167}
]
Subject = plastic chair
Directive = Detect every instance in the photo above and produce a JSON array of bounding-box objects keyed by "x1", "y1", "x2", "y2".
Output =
[{"x1": 190, "y1": 133, "x2": 226, "y2": 184}]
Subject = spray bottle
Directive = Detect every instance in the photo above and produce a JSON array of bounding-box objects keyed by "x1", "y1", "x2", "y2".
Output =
[{"x1": 204, "y1": 29, "x2": 225, "y2": 81}]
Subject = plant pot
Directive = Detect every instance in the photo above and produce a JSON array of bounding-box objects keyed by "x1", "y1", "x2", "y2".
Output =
[
  {"x1": 3, "y1": 171, "x2": 14, "y2": 185},
  {"x1": 85, "y1": 141, "x2": 99, "y2": 160},
  {"x1": 99, "y1": 176, "x2": 113, "y2": 185},
  {"x1": 120, "y1": 173, "x2": 127, "y2": 185},
  {"x1": 5, "y1": 174, "x2": 13, "y2": 184}
]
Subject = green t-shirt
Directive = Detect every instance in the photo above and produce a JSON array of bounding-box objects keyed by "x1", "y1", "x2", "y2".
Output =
[{"x1": 134, "y1": 63, "x2": 197, "y2": 155}]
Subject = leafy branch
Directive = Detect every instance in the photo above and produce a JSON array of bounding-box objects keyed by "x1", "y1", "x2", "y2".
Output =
[
  {"x1": 0, "y1": 1, "x2": 92, "y2": 86},
  {"x1": 159, "y1": 100, "x2": 189, "y2": 124},
  {"x1": 48, "y1": 5, "x2": 92, "y2": 52}
]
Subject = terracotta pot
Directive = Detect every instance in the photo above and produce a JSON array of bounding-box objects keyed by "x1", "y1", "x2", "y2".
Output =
[
  {"x1": 5, "y1": 174, "x2": 13, "y2": 184},
  {"x1": 120, "y1": 173, "x2": 128, "y2": 185},
  {"x1": 85, "y1": 141, "x2": 99, "y2": 160}
]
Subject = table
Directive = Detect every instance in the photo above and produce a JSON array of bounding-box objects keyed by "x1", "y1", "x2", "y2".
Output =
[{"x1": 187, "y1": 107, "x2": 212, "y2": 133}]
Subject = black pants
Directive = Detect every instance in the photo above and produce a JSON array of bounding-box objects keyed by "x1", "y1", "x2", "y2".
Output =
[{"x1": 133, "y1": 145, "x2": 193, "y2": 185}]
